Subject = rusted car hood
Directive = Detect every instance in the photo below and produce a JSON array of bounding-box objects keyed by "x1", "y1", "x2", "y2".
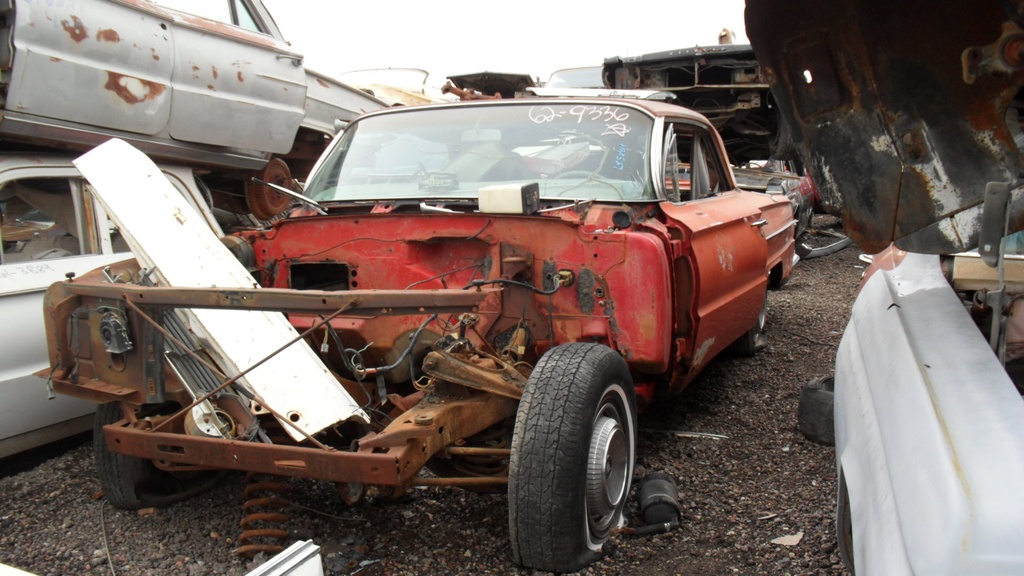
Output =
[{"x1": 745, "y1": 0, "x2": 1024, "y2": 254}]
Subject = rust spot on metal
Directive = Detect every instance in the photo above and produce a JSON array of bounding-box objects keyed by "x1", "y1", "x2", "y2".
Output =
[
  {"x1": 317, "y1": 78, "x2": 329, "y2": 88},
  {"x1": 96, "y1": 28, "x2": 120, "y2": 43},
  {"x1": 152, "y1": 54, "x2": 160, "y2": 61},
  {"x1": 49, "y1": 57, "x2": 62, "y2": 63},
  {"x1": 237, "y1": 71, "x2": 245, "y2": 82},
  {"x1": 61, "y1": 15, "x2": 87, "y2": 43},
  {"x1": 208, "y1": 84, "x2": 216, "y2": 91},
  {"x1": 104, "y1": 72, "x2": 166, "y2": 104},
  {"x1": 212, "y1": 66, "x2": 219, "y2": 80},
  {"x1": 192, "y1": 65, "x2": 200, "y2": 72}
]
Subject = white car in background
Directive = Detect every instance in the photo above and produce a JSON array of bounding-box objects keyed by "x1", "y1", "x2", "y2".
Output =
[{"x1": 748, "y1": 0, "x2": 1024, "y2": 573}]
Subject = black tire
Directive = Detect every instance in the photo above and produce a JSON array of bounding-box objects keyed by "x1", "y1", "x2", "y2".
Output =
[
  {"x1": 797, "y1": 376, "x2": 835, "y2": 446},
  {"x1": 837, "y1": 470, "x2": 856, "y2": 574},
  {"x1": 732, "y1": 290, "x2": 767, "y2": 357},
  {"x1": 508, "y1": 343, "x2": 637, "y2": 572},
  {"x1": 94, "y1": 402, "x2": 223, "y2": 510},
  {"x1": 769, "y1": 109, "x2": 798, "y2": 161}
]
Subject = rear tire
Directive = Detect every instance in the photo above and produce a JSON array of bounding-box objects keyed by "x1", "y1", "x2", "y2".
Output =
[
  {"x1": 94, "y1": 402, "x2": 222, "y2": 509},
  {"x1": 837, "y1": 470, "x2": 856, "y2": 574},
  {"x1": 508, "y1": 343, "x2": 637, "y2": 572},
  {"x1": 732, "y1": 290, "x2": 767, "y2": 357}
]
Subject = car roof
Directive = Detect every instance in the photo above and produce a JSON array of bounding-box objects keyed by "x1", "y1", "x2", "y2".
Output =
[{"x1": 354, "y1": 97, "x2": 715, "y2": 125}]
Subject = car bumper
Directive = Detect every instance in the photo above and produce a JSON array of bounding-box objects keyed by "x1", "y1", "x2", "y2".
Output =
[{"x1": 835, "y1": 252, "x2": 1024, "y2": 575}]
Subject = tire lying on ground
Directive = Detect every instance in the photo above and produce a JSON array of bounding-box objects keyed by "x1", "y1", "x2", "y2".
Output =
[
  {"x1": 508, "y1": 343, "x2": 637, "y2": 572},
  {"x1": 94, "y1": 402, "x2": 224, "y2": 509},
  {"x1": 797, "y1": 376, "x2": 835, "y2": 446}
]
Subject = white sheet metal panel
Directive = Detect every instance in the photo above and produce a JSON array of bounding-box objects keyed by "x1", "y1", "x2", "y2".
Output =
[
  {"x1": 74, "y1": 139, "x2": 368, "y2": 440},
  {"x1": 0, "y1": 255, "x2": 118, "y2": 458},
  {"x1": 835, "y1": 252, "x2": 1024, "y2": 575},
  {"x1": 244, "y1": 540, "x2": 324, "y2": 576}
]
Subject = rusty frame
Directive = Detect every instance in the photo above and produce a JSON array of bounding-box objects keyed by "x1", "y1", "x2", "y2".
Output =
[
  {"x1": 44, "y1": 263, "x2": 519, "y2": 487},
  {"x1": 99, "y1": 387, "x2": 518, "y2": 485}
]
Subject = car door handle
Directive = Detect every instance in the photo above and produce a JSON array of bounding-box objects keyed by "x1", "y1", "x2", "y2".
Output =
[
  {"x1": 751, "y1": 219, "x2": 768, "y2": 227},
  {"x1": 277, "y1": 54, "x2": 304, "y2": 67}
]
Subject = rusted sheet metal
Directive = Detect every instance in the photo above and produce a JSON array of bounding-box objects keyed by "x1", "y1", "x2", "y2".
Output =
[
  {"x1": 420, "y1": 350, "x2": 526, "y2": 399},
  {"x1": 57, "y1": 272, "x2": 498, "y2": 316},
  {"x1": 441, "y1": 82, "x2": 502, "y2": 101},
  {"x1": 746, "y1": 0, "x2": 1024, "y2": 254},
  {"x1": 99, "y1": 388, "x2": 517, "y2": 485},
  {"x1": 359, "y1": 390, "x2": 518, "y2": 450},
  {"x1": 101, "y1": 424, "x2": 414, "y2": 484}
]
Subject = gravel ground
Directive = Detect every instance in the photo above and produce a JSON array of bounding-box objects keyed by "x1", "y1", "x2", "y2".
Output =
[{"x1": 0, "y1": 216, "x2": 860, "y2": 576}]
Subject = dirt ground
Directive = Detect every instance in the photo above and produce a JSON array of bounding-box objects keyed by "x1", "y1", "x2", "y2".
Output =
[{"x1": 0, "y1": 216, "x2": 861, "y2": 576}]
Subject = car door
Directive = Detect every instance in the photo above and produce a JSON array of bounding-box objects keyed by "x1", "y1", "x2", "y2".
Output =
[
  {"x1": 4, "y1": 0, "x2": 306, "y2": 155},
  {"x1": 0, "y1": 166, "x2": 121, "y2": 457},
  {"x1": 150, "y1": 0, "x2": 307, "y2": 153},
  {"x1": 0, "y1": 158, "x2": 220, "y2": 458},
  {"x1": 658, "y1": 120, "x2": 768, "y2": 375}
]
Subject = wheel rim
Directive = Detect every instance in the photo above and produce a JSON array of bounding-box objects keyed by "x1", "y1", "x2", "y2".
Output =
[
  {"x1": 586, "y1": 398, "x2": 629, "y2": 539},
  {"x1": 757, "y1": 293, "x2": 767, "y2": 331}
]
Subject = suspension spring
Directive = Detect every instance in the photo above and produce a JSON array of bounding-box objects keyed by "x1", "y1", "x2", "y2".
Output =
[{"x1": 234, "y1": 472, "x2": 291, "y2": 558}]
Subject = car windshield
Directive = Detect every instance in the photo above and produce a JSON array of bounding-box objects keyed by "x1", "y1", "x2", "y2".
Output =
[{"x1": 305, "y1": 102, "x2": 656, "y2": 203}]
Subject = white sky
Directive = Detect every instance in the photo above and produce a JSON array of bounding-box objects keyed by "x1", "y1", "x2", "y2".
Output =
[{"x1": 262, "y1": 0, "x2": 749, "y2": 84}]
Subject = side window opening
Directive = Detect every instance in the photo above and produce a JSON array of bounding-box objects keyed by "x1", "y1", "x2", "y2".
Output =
[
  {"x1": 662, "y1": 123, "x2": 727, "y2": 202},
  {"x1": 1, "y1": 179, "x2": 87, "y2": 264},
  {"x1": 231, "y1": 0, "x2": 261, "y2": 32},
  {"x1": 150, "y1": 1, "x2": 266, "y2": 34}
]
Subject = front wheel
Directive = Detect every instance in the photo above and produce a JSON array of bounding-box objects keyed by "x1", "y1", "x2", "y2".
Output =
[
  {"x1": 508, "y1": 343, "x2": 637, "y2": 572},
  {"x1": 94, "y1": 402, "x2": 222, "y2": 510}
]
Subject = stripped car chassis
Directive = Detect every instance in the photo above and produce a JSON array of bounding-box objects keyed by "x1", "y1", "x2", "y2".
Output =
[{"x1": 44, "y1": 260, "x2": 520, "y2": 495}]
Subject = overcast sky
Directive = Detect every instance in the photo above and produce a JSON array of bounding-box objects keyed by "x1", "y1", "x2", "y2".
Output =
[{"x1": 261, "y1": 0, "x2": 749, "y2": 84}]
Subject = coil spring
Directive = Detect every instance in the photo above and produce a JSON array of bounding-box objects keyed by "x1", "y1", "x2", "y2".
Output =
[{"x1": 234, "y1": 472, "x2": 291, "y2": 558}]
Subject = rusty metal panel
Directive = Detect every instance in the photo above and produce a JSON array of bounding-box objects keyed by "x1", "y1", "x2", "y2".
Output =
[
  {"x1": 746, "y1": 0, "x2": 1024, "y2": 254},
  {"x1": 102, "y1": 424, "x2": 412, "y2": 484},
  {"x1": 161, "y1": 6, "x2": 306, "y2": 153},
  {"x1": 8, "y1": 0, "x2": 174, "y2": 135},
  {"x1": 61, "y1": 277, "x2": 497, "y2": 315}
]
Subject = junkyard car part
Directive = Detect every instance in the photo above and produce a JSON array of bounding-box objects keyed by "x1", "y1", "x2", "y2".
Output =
[
  {"x1": 637, "y1": 472, "x2": 681, "y2": 525},
  {"x1": 0, "y1": 157, "x2": 222, "y2": 459},
  {"x1": 746, "y1": 0, "x2": 1024, "y2": 255},
  {"x1": 93, "y1": 402, "x2": 223, "y2": 509},
  {"x1": 44, "y1": 98, "x2": 798, "y2": 572},
  {"x1": 747, "y1": 2, "x2": 1024, "y2": 573},
  {"x1": 603, "y1": 44, "x2": 794, "y2": 162},
  {"x1": 832, "y1": 250, "x2": 1024, "y2": 574}
]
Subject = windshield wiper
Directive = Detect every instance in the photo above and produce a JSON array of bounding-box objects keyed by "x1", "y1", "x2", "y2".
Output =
[{"x1": 419, "y1": 198, "x2": 478, "y2": 213}]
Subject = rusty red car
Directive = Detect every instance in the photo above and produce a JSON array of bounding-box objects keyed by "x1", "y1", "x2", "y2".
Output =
[{"x1": 42, "y1": 97, "x2": 796, "y2": 572}]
